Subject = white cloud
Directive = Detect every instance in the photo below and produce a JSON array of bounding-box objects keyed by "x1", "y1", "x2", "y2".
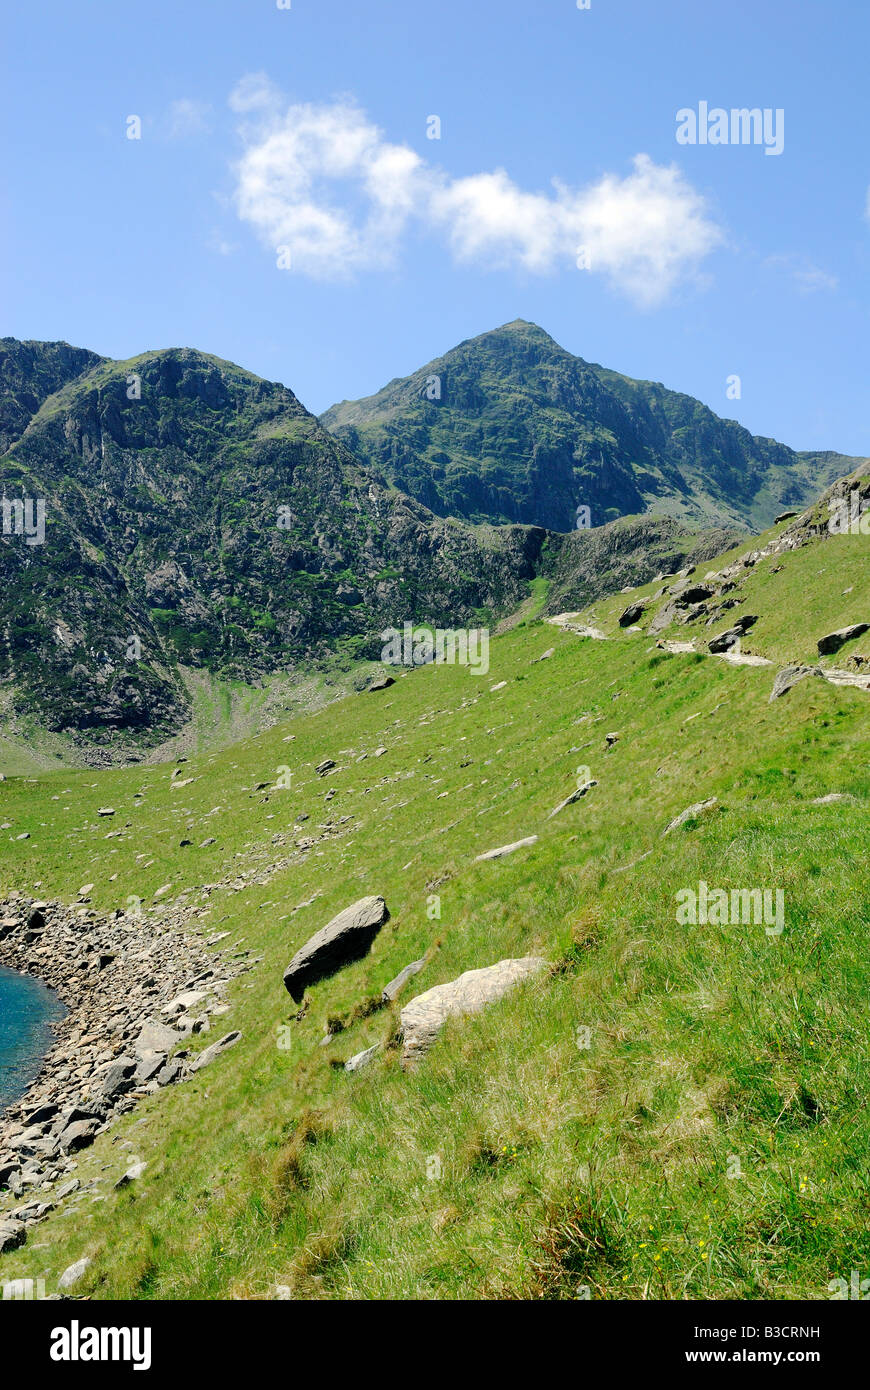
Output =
[
  {"x1": 167, "y1": 98, "x2": 213, "y2": 140},
  {"x1": 229, "y1": 79, "x2": 723, "y2": 304},
  {"x1": 764, "y1": 253, "x2": 838, "y2": 294}
]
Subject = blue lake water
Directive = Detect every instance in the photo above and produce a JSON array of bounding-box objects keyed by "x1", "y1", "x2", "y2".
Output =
[{"x1": 0, "y1": 965, "x2": 66, "y2": 1112}]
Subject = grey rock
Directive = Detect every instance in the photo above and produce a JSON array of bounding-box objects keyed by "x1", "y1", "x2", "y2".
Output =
[
  {"x1": 399, "y1": 957, "x2": 547, "y2": 1066},
  {"x1": 769, "y1": 665, "x2": 822, "y2": 701},
  {"x1": 817, "y1": 624, "x2": 869, "y2": 656},
  {"x1": 187, "y1": 1030, "x2": 242, "y2": 1073},
  {"x1": 59, "y1": 1119, "x2": 101, "y2": 1154},
  {"x1": 0, "y1": 1219, "x2": 26, "y2": 1253},
  {"x1": 100, "y1": 1056, "x2": 138, "y2": 1101},
  {"x1": 619, "y1": 600, "x2": 648, "y2": 627},
  {"x1": 649, "y1": 600, "x2": 680, "y2": 635},
  {"x1": 135, "y1": 1050, "x2": 166, "y2": 1083},
  {"x1": 547, "y1": 781, "x2": 597, "y2": 820},
  {"x1": 160, "y1": 989, "x2": 208, "y2": 1018},
  {"x1": 114, "y1": 1161, "x2": 147, "y2": 1188},
  {"x1": 58, "y1": 1256, "x2": 90, "y2": 1289},
  {"x1": 24, "y1": 1102, "x2": 58, "y2": 1126},
  {"x1": 0, "y1": 1157, "x2": 21, "y2": 1188},
  {"x1": 283, "y1": 896, "x2": 389, "y2": 1002},
  {"x1": 674, "y1": 584, "x2": 715, "y2": 605},
  {"x1": 474, "y1": 837, "x2": 538, "y2": 862},
  {"x1": 663, "y1": 798, "x2": 718, "y2": 835},
  {"x1": 382, "y1": 958, "x2": 426, "y2": 1004},
  {"x1": 156, "y1": 1058, "x2": 184, "y2": 1087},
  {"x1": 135, "y1": 1019, "x2": 180, "y2": 1056},
  {"x1": 708, "y1": 627, "x2": 743, "y2": 653},
  {"x1": 344, "y1": 1044, "x2": 381, "y2": 1073}
]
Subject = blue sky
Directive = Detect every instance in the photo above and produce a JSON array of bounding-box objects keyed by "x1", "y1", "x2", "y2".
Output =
[{"x1": 3, "y1": 0, "x2": 868, "y2": 454}]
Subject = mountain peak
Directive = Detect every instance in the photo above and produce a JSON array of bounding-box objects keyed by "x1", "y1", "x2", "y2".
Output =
[{"x1": 321, "y1": 326, "x2": 855, "y2": 533}]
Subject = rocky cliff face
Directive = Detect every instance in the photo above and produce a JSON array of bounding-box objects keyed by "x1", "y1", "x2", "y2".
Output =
[
  {"x1": 0, "y1": 346, "x2": 546, "y2": 750},
  {"x1": 0, "y1": 339, "x2": 104, "y2": 454},
  {"x1": 322, "y1": 320, "x2": 858, "y2": 533},
  {"x1": 538, "y1": 515, "x2": 742, "y2": 616}
]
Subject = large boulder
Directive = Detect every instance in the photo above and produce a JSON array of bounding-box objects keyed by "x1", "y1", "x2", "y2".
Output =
[
  {"x1": 135, "y1": 1019, "x2": 180, "y2": 1056},
  {"x1": 382, "y1": 958, "x2": 426, "y2": 1004},
  {"x1": 663, "y1": 798, "x2": 718, "y2": 835},
  {"x1": 817, "y1": 624, "x2": 868, "y2": 656},
  {"x1": 188, "y1": 1030, "x2": 241, "y2": 1073},
  {"x1": 58, "y1": 1118, "x2": 101, "y2": 1154},
  {"x1": 58, "y1": 1256, "x2": 91, "y2": 1289},
  {"x1": 399, "y1": 957, "x2": 547, "y2": 1067},
  {"x1": 283, "y1": 896, "x2": 390, "y2": 1001},
  {"x1": 769, "y1": 665, "x2": 822, "y2": 702},
  {"x1": 0, "y1": 1219, "x2": 25, "y2": 1254},
  {"x1": 99, "y1": 1056, "x2": 138, "y2": 1102},
  {"x1": 474, "y1": 837, "x2": 538, "y2": 862},
  {"x1": 548, "y1": 779, "x2": 597, "y2": 820},
  {"x1": 618, "y1": 600, "x2": 648, "y2": 627},
  {"x1": 708, "y1": 627, "x2": 743, "y2": 654}
]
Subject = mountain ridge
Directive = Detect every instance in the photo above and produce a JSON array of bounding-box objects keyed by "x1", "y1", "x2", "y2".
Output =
[
  {"x1": 0, "y1": 343, "x2": 547, "y2": 756},
  {"x1": 321, "y1": 319, "x2": 862, "y2": 533}
]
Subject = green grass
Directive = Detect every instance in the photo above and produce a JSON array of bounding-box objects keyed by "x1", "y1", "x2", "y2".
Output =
[{"x1": 1, "y1": 524, "x2": 869, "y2": 1300}]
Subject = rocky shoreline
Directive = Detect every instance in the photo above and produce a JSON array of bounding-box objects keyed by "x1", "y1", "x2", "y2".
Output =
[{"x1": 0, "y1": 890, "x2": 251, "y2": 1259}]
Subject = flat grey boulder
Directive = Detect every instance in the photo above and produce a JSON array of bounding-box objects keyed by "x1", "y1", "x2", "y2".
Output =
[
  {"x1": 160, "y1": 989, "x2": 208, "y2": 1019},
  {"x1": 769, "y1": 665, "x2": 822, "y2": 702},
  {"x1": 115, "y1": 1161, "x2": 147, "y2": 1189},
  {"x1": 344, "y1": 1043, "x2": 381, "y2": 1073},
  {"x1": 188, "y1": 1030, "x2": 242, "y2": 1073},
  {"x1": 135, "y1": 1019, "x2": 180, "y2": 1056},
  {"x1": 475, "y1": 837, "x2": 538, "y2": 862},
  {"x1": 663, "y1": 798, "x2": 718, "y2": 835},
  {"x1": 619, "y1": 600, "x2": 648, "y2": 627},
  {"x1": 649, "y1": 600, "x2": 680, "y2": 635},
  {"x1": 708, "y1": 627, "x2": 743, "y2": 653},
  {"x1": 135, "y1": 1050, "x2": 166, "y2": 1083},
  {"x1": 382, "y1": 958, "x2": 426, "y2": 1003},
  {"x1": 58, "y1": 1256, "x2": 90, "y2": 1289},
  {"x1": 59, "y1": 1119, "x2": 101, "y2": 1154},
  {"x1": 99, "y1": 1056, "x2": 138, "y2": 1101},
  {"x1": 0, "y1": 1219, "x2": 25, "y2": 1254},
  {"x1": 156, "y1": 1058, "x2": 184, "y2": 1087},
  {"x1": 399, "y1": 957, "x2": 547, "y2": 1067},
  {"x1": 283, "y1": 896, "x2": 389, "y2": 1001},
  {"x1": 817, "y1": 624, "x2": 869, "y2": 656},
  {"x1": 548, "y1": 779, "x2": 597, "y2": 819}
]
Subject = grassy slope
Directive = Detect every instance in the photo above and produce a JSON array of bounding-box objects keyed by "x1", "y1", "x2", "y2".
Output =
[
  {"x1": 580, "y1": 514, "x2": 870, "y2": 666},
  {"x1": 0, "y1": 522, "x2": 868, "y2": 1301}
]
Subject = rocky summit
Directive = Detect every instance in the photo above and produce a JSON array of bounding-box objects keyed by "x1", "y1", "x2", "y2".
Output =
[{"x1": 321, "y1": 320, "x2": 858, "y2": 533}]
